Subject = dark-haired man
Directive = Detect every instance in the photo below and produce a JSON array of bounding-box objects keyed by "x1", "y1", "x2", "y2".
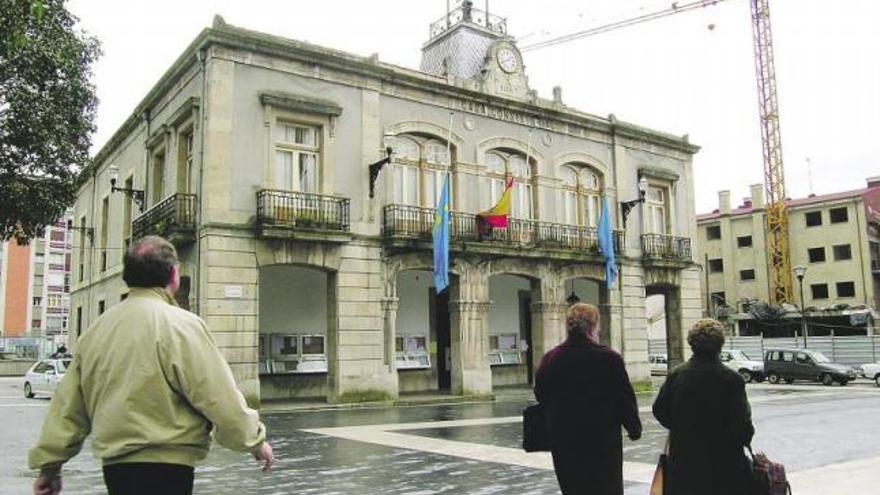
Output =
[{"x1": 29, "y1": 236, "x2": 273, "y2": 495}]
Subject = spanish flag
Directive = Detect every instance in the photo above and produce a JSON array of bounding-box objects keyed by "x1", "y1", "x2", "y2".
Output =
[{"x1": 478, "y1": 177, "x2": 515, "y2": 228}]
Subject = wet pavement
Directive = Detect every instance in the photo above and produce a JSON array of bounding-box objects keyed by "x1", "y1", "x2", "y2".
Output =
[{"x1": 3, "y1": 377, "x2": 880, "y2": 494}]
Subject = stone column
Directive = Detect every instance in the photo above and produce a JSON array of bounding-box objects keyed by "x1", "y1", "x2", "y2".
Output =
[
  {"x1": 619, "y1": 263, "x2": 650, "y2": 382},
  {"x1": 666, "y1": 287, "x2": 685, "y2": 368},
  {"x1": 449, "y1": 299, "x2": 493, "y2": 396},
  {"x1": 381, "y1": 296, "x2": 400, "y2": 372},
  {"x1": 529, "y1": 301, "x2": 566, "y2": 376}
]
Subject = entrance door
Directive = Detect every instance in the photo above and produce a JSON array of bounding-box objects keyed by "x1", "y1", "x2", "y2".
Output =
[
  {"x1": 434, "y1": 290, "x2": 452, "y2": 390},
  {"x1": 519, "y1": 291, "x2": 534, "y2": 384}
]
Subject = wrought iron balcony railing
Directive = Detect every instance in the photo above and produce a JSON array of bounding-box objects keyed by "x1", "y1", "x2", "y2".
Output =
[
  {"x1": 132, "y1": 193, "x2": 197, "y2": 244},
  {"x1": 256, "y1": 189, "x2": 350, "y2": 235},
  {"x1": 429, "y1": 4, "x2": 507, "y2": 40},
  {"x1": 383, "y1": 205, "x2": 624, "y2": 255},
  {"x1": 641, "y1": 233, "x2": 692, "y2": 262}
]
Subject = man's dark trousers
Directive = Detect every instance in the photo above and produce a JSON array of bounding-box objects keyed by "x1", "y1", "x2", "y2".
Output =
[{"x1": 103, "y1": 462, "x2": 194, "y2": 495}]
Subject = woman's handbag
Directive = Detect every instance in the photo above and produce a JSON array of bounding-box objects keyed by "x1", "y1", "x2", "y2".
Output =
[
  {"x1": 748, "y1": 446, "x2": 792, "y2": 495},
  {"x1": 522, "y1": 403, "x2": 550, "y2": 452},
  {"x1": 650, "y1": 436, "x2": 670, "y2": 495}
]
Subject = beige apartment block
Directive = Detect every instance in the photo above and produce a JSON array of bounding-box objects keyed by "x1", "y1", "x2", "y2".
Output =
[
  {"x1": 697, "y1": 178, "x2": 880, "y2": 333},
  {"x1": 70, "y1": 5, "x2": 702, "y2": 406}
]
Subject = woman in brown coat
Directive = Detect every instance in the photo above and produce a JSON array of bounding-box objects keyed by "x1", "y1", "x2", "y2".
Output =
[{"x1": 534, "y1": 303, "x2": 642, "y2": 495}]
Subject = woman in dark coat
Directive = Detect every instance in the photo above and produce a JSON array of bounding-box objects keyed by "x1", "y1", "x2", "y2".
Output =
[
  {"x1": 534, "y1": 303, "x2": 642, "y2": 495},
  {"x1": 652, "y1": 319, "x2": 755, "y2": 495}
]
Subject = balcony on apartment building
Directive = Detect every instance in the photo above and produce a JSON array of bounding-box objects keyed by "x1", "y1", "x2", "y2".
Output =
[
  {"x1": 255, "y1": 189, "x2": 351, "y2": 242},
  {"x1": 641, "y1": 233, "x2": 693, "y2": 267},
  {"x1": 382, "y1": 204, "x2": 624, "y2": 260},
  {"x1": 132, "y1": 193, "x2": 198, "y2": 246},
  {"x1": 872, "y1": 259, "x2": 880, "y2": 274}
]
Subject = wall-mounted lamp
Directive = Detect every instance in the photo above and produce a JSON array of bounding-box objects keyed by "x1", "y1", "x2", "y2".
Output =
[
  {"x1": 566, "y1": 279, "x2": 580, "y2": 305},
  {"x1": 109, "y1": 164, "x2": 146, "y2": 212},
  {"x1": 620, "y1": 176, "x2": 649, "y2": 228},
  {"x1": 66, "y1": 219, "x2": 94, "y2": 245},
  {"x1": 368, "y1": 132, "x2": 397, "y2": 198}
]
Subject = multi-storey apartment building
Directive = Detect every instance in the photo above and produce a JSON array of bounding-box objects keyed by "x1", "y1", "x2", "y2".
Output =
[
  {"x1": 70, "y1": 5, "x2": 702, "y2": 405},
  {"x1": 0, "y1": 213, "x2": 73, "y2": 338},
  {"x1": 697, "y1": 178, "x2": 880, "y2": 334}
]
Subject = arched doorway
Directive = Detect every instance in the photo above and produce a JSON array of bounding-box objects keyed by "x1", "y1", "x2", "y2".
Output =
[
  {"x1": 646, "y1": 284, "x2": 685, "y2": 369},
  {"x1": 395, "y1": 269, "x2": 453, "y2": 392},
  {"x1": 488, "y1": 274, "x2": 537, "y2": 386},
  {"x1": 258, "y1": 264, "x2": 333, "y2": 400}
]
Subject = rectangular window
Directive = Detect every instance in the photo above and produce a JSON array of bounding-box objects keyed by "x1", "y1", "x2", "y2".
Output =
[
  {"x1": 737, "y1": 235, "x2": 753, "y2": 248},
  {"x1": 97, "y1": 300, "x2": 105, "y2": 315},
  {"x1": 32, "y1": 297, "x2": 42, "y2": 306},
  {"x1": 710, "y1": 291, "x2": 726, "y2": 306},
  {"x1": 807, "y1": 247, "x2": 826, "y2": 263},
  {"x1": 829, "y1": 207, "x2": 849, "y2": 224},
  {"x1": 836, "y1": 282, "x2": 855, "y2": 298},
  {"x1": 706, "y1": 225, "x2": 721, "y2": 240},
  {"x1": 645, "y1": 185, "x2": 668, "y2": 234},
  {"x1": 100, "y1": 196, "x2": 109, "y2": 271},
  {"x1": 832, "y1": 244, "x2": 852, "y2": 261},
  {"x1": 708, "y1": 258, "x2": 724, "y2": 273},
  {"x1": 78, "y1": 216, "x2": 86, "y2": 282},
  {"x1": 274, "y1": 123, "x2": 320, "y2": 193},
  {"x1": 177, "y1": 130, "x2": 194, "y2": 193},
  {"x1": 151, "y1": 147, "x2": 166, "y2": 205},
  {"x1": 562, "y1": 190, "x2": 577, "y2": 225},
  {"x1": 810, "y1": 284, "x2": 829, "y2": 300},
  {"x1": 393, "y1": 165, "x2": 418, "y2": 205},
  {"x1": 76, "y1": 306, "x2": 82, "y2": 338},
  {"x1": 122, "y1": 176, "x2": 133, "y2": 243},
  {"x1": 740, "y1": 269, "x2": 756, "y2": 281},
  {"x1": 50, "y1": 230, "x2": 65, "y2": 242},
  {"x1": 805, "y1": 211, "x2": 822, "y2": 227}
]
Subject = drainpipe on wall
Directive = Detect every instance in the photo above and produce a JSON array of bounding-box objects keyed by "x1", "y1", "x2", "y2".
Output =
[
  {"x1": 855, "y1": 199, "x2": 869, "y2": 306},
  {"x1": 195, "y1": 48, "x2": 207, "y2": 316}
]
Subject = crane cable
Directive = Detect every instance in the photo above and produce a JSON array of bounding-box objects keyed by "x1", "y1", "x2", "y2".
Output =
[{"x1": 520, "y1": 0, "x2": 734, "y2": 52}]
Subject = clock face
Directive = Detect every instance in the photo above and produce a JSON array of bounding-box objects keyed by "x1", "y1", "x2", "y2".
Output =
[{"x1": 497, "y1": 47, "x2": 518, "y2": 73}]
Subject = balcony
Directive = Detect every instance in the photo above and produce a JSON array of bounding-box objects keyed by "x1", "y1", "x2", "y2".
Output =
[
  {"x1": 641, "y1": 233, "x2": 693, "y2": 267},
  {"x1": 872, "y1": 259, "x2": 880, "y2": 274},
  {"x1": 132, "y1": 193, "x2": 197, "y2": 246},
  {"x1": 256, "y1": 189, "x2": 350, "y2": 242},
  {"x1": 383, "y1": 205, "x2": 624, "y2": 260}
]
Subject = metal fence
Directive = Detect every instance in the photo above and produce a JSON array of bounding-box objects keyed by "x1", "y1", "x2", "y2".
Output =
[{"x1": 649, "y1": 335, "x2": 880, "y2": 366}]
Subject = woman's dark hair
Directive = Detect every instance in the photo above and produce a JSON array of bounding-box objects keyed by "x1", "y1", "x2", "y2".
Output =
[
  {"x1": 687, "y1": 319, "x2": 726, "y2": 357},
  {"x1": 123, "y1": 236, "x2": 178, "y2": 288}
]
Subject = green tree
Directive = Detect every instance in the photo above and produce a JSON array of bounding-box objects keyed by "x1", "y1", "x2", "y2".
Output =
[{"x1": 0, "y1": 0, "x2": 100, "y2": 242}]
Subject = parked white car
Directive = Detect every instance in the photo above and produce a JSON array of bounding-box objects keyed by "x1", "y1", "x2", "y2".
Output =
[
  {"x1": 857, "y1": 363, "x2": 880, "y2": 386},
  {"x1": 649, "y1": 354, "x2": 668, "y2": 375},
  {"x1": 720, "y1": 350, "x2": 764, "y2": 383},
  {"x1": 23, "y1": 358, "x2": 71, "y2": 398}
]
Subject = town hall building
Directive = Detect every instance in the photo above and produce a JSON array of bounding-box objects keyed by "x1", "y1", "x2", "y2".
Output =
[{"x1": 70, "y1": 2, "x2": 702, "y2": 405}]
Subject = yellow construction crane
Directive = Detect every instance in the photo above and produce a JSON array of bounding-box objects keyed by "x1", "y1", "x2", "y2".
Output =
[{"x1": 523, "y1": 0, "x2": 793, "y2": 305}]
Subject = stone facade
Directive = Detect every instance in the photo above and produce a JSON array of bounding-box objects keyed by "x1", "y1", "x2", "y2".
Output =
[{"x1": 70, "y1": 10, "x2": 700, "y2": 405}]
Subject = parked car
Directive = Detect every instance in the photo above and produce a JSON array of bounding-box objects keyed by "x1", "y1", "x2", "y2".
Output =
[
  {"x1": 23, "y1": 358, "x2": 71, "y2": 398},
  {"x1": 857, "y1": 362, "x2": 880, "y2": 386},
  {"x1": 649, "y1": 354, "x2": 668, "y2": 375},
  {"x1": 763, "y1": 349, "x2": 856, "y2": 386},
  {"x1": 720, "y1": 349, "x2": 764, "y2": 382}
]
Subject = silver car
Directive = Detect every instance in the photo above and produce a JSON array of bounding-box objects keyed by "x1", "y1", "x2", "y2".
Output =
[{"x1": 23, "y1": 358, "x2": 70, "y2": 398}]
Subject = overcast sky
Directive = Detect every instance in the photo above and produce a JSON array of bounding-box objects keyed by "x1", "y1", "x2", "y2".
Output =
[{"x1": 68, "y1": 0, "x2": 879, "y2": 213}]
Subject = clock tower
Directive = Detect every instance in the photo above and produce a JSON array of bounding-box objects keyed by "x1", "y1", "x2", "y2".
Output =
[{"x1": 420, "y1": 1, "x2": 531, "y2": 100}]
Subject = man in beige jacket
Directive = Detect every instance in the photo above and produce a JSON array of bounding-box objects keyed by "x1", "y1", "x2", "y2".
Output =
[{"x1": 29, "y1": 236, "x2": 273, "y2": 495}]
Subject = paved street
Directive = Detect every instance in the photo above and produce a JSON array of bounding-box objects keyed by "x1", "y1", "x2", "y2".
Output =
[{"x1": 3, "y1": 376, "x2": 880, "y2": 494}]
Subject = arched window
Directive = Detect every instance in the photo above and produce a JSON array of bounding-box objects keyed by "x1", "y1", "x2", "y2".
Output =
[
  {"x1": 389, "y1": 135, "x2": 453, "y2": 208},
  {"x1": 484, "y1": 149, "x2": 534, "y2": 220},
  {"x1": 559, "y1": 164, "x2": 603, "y2": 227}
]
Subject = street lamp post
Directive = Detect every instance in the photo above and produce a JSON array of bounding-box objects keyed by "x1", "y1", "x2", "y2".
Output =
[
  {"x1": 793, "y1": 265, "x2": 808, "y2": 347},
  {"x1": 620, "y1": 176, "x2": 649, "y2": 228}
]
